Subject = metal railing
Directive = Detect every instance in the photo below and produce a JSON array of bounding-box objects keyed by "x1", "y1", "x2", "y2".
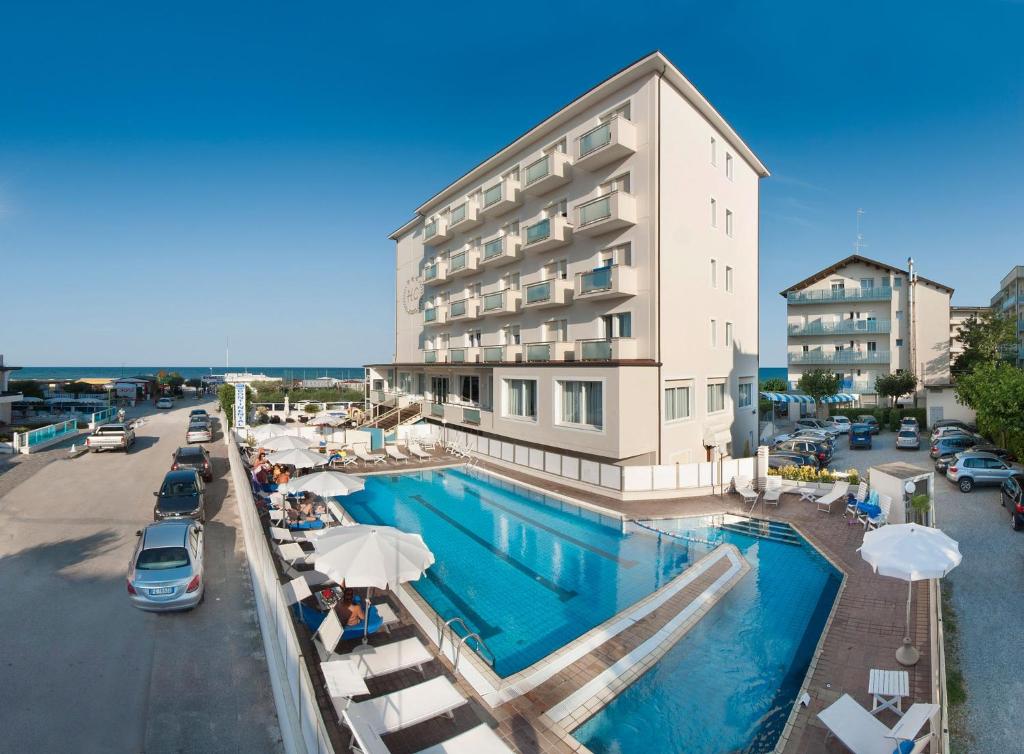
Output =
[
  {"x1": 524, "y1": 217, "x2": 551, "y2": 245},
  {"x1": 523, "y1": 154, "x2": 552, "y2": 186},
  {"x1": 482, "y1": 346, "x2": 505, "y2": 363},
  {"x1": 788, "y1": 350, "x2": 891, "y2": 365},
  {"x1": 482, "y1": 236, "x2": 506, "y2": 260},
  {"x1": 89, "y1": 407, "x2": 118, "y2": 425},
  {"x1": 481, "y1": 289, "x2": 510, "y2": 312},
  {"x1": 482, "y1": 182, "x2": 503, "y2": 208},
  {"x1": 462, "y1": 407, "x2": 480, "y2": 425},
  {"x1": 577, "y1": 192, "x2": 616, "y2": 227},
  {"x1": 788, "y1": 320, "x2": 891, "y2": 336},
  {"x1": 21, "y1": 419, "x2": 78, "y2": 448},
  {"x1": 524, "y1": 279, "x2": 554, "y2": 305},
  {"x1": 578, "y1": 120, "x2": 613, "y2": 158},
  {"x1": 578, "y1": 266, "x2": 614, "y2": 294},
  {"x1": 525, "y1": 342, "x2": 554, "y2": 361},
  {"x1": 787, "y1": 287, "x2": 893, "y2": 304}
]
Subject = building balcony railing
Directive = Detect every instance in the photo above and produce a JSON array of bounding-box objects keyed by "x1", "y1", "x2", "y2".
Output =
[
  {"x1": 423, "y1": 349, "x2": 448, "y2": 364},
  {"x1": 423, "y1": 260, "x2": 447, "y2": 286},
  {"x1": 522, "y1": 277, "x2": 572, "y2": 309},
  {"x1": 482, "y1": 344, "x2": 523, "y2": 363},
  {"x1": 522, "y1": 151, "x2": 572, "y2": 196},
  {"x1": 788, "y1": 350, "x2": 892, "y2": 365},
  {"x1": 479, "y1": 233, "x2": 522, "y2": 268},
  {"x1": 426, "y1": 402, "x2": 493, "y2": 430},
  {"x1": 575, "y1": 116, "x2": 638, "y2": 171},
  {"x1": 479, "y1": 288, "x2": 521, "y2": 317},
  {"x1": 430, "y1": 402, "x2": 445, "y2": 417},
  {"x1": 447, "y1": 198, "x2": 482, "y2": 235},
  {"x1": 524, "y1": 341, "x2": 573, "y2": 362},
  {"x1": 447, "y1": 297, "x2": 480, "y2": 321},
  {"x1": 522, "y1": 214, "x2": 573, "y2": 254},
  {"x1": 575, "y1": 264, "x2": 637, "y2": 300},
  {"x1": 574, "y1": 191, "x2": 637, "y2": 237},
  {"x1": 788, "y1": 319, "x2": 892, "y2": 336},
  {"x1": 575, "y1": 337, "x2": 638, "y2": 361},
  {"x1": 787, "y1": 287, "x2": 893, "y2": 304},
  {"x1": 423, "y1": 217, "x2": 452, "y2": 246},
  {"x1": 422, "y1": 306, "x2": 447, "y2": 327},
  {"x1": 446, "y1": 248, "x2": 480, "y2": 279},
  {"x1": 480, "y1": 175, "x2": 522, "y2": 217},
  {"x1": 448, "y1": 346, "x2": 480, "y2": 364}
]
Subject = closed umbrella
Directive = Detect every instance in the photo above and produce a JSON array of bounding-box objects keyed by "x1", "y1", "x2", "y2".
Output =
[
  {"x1": 265, "y1": 447, "x2": 329, "y2": 469},
  {"x1": 249, "y1": 424, "x2": 294, "y2": 442},
  {"x1": 261, "y1": 434, "x2": 315, "y2": 452},
  {"x1": 287, "y1": 471, "x2": 365, "y2": 497},
  {"x1": 859, "y1": 523, "x2": 961, "y2": 665},
  {"x1": 308, "y1": 413, "x2": 346, "y2": 427},
  {"x1": 312, "y1": 525, "x2": 434, "y2": 653}
]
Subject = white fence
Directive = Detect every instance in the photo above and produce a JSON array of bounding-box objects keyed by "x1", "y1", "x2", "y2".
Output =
[
  {"x1": 227, "y1": 440, "x2": 333, "y2": 754},
  {"x1": 439, "y1": 426, "x2": 757, "y2": 496}
]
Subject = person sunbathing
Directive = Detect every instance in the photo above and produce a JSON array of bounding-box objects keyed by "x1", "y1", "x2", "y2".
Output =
[{"x1": 338, "y1": 597, "x2": 366, "y2": 626}]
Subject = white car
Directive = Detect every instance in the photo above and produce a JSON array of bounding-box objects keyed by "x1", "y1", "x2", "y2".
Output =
[
  {"x1": 829, "y1": 416, "x2": 852, "y2": 434},
  {"x1": 185, "y1": 422, "x2": 212, "y2": 443},
  {"x1": 157, "y1": 397, "x2": 173, "y2": 409},
  {"x1": 896, "y1": 429, "x2": 920, "y2": 450}
]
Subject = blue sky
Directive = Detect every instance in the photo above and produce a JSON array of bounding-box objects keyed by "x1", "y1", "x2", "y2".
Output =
[{"x1": 2, "y1": 1, "x2": 1022, "y2": 367}]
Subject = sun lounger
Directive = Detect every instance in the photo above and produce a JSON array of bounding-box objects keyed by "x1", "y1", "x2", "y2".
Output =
[
  {"x1": 817, "y1": 693, "x2": 937, "y2": 754},
  {"x1": 341, "y1": 676, "x2": 466, "y2": 742},
  {"x1": 330, "y1": 453, "x2": 357, "y2": 468},
  {"x1": 385, "y1": 445, "x2": 409, "y2": 463},
  {"x1": 314, "y1": 609, "x2": 343, "y2": 660},
  {"x1": 375, "y1": 601, "x2": 399, "y2": 632},
  {"x1": 275, "y1": 542, "x2": 314, "y2": 577},
  {"x1": 815, "y1": 481, "x2": 850, "y2": 513},
  {"x1": 415, "y1": 724, "x2": 512, "y2": 754},
  {"x1": 733, "y1": 477, "x2": 759, "y2": 505},
  {"x1": 353, "y1": 444, "x2": 387, "y2": 465},
  {"x1": 283, "y1": 575, "x2": 313, "y2": 606},
  {"x1": 763, "y1": 476, "x2": 782, "y2": 506},
  {"x1": 407, "y1": 442, "x2": 431, "y2": 460},
  {"x1": 268, "y1": 526, "x2": 300, "y2": 542},
  {"x1": 340, "y1": 636, "x2": 432, "y2": 679}
]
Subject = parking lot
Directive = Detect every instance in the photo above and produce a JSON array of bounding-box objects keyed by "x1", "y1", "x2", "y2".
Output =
[{"x1": 0, "y1": 400, "x2": 282, "y2": 753}]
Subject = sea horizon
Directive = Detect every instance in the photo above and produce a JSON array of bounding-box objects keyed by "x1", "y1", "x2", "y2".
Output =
[{"x1": 13, "y1": 366, "x2": 366, "y2": 381}]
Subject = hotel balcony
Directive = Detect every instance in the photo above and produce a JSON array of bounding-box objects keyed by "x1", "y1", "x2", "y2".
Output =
[
  {"x1": 575, "y1": 337, "x2": 638, "y2": 361},
  {"x1": 788, "y1": 350, "x2": 892, "y2": 365},
  {"x1": 522, "y1": 277, "x2": 573, "y2": 309},
  {"x1": 574, "y1": 191, "x2": 637, "y2": 236},
  {"x1": 447, "y1": 297, "x2": 481, "y2": 321},
  {"x1": 521, "y1": 152, "x2": 572, "y2": 196},
  {"x1": 423, "y1": 349, "x2": 448, "y2": 364},
  {"x1": 788, "y1": 319, "x2": 891, "y2": 336},
  {"x1": 524, "y1": 341, "x2": 573, "y2": 362},
  {"x1": 482, "y1": 344, "x2": 523, "y2": 363},
  {"x1": 428, "y1": 402, "x2": 494, "y2": 430},
  {"x1": 423, "y1": 260, "x2": 447, "y2": 286},
  {"x1": 448, "y1": 346, "x2": 481, "y2": 364},
  {"x1": 423, "y1": 217, "x2": 453, "y2": 246},
  {"x1": 574, "y1": 116, "x2": 638, "y2": 171},
  {"x1": 479, "y1": 233, "x2": 522, "y2": 268},
  {"x1": 522, "y1": 215, "x2": 573, "y2": 254},
  {"x1": 480, "y1": 175, "x2": 522, "y2": 217},
  {"x1": 422, "y1": 305, "x2": 447, "y2": 327},
  {"x1": 574, "y1": 265, "x2": 637, "y2": 300},
  {"x1": 446, "y1": 248, "x2": 480, "y2": 279},
  {"x1": 447, "y1": 199, "x2": 482, "y2": 235},
  {"x1": 787, "y1": 287, "x2": 893, "y2": 304},
  {"x1": 479, "y1": 288, "x2": 521, "y2": 317}
]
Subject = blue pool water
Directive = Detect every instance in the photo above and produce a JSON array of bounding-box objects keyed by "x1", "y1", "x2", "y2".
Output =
[
  {"x1": 343, "y1": 467, "x2": 703, "y2": 677},
  {"x1": 574, "y1": 517, "x2": 841, "y2": 754}
]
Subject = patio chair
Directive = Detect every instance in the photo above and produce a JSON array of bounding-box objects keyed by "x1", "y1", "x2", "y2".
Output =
[
  {"x1": 313, "y1": 609, "x2": 344, "y2": 660},
  {"x1": 763, "y1": 476, "x2": 782, "y2": 506},
  {"x1": 329, "y1": 452, "x2": 357, "y2": 469},
  {"x1": 283, "y1": 575, "x2": 313, "y2": 606},
  {"x1": 268, "y1": 526, "x2": 301, "y2": 543},
  {"x1": 415, "y1": 724, "x2": 512, "y2": 754},
  {"x1": 275, "y1": 542, "x2": 313, "y2": 575},
  {"x1": 863, "y1": 494, "x2": 893, "y2": 531},
  {"x1": 817, "y1": 693, "x2": 937, "y2": 754},
  {"x1": 344, "y1": 636, "x2": 432, "y2": 679},
  {"x1": 733, "y1": 476, "x2": 759, "y2": 506},
  {"x1": 407, "y1": 442, "x2": 431, "y2": 460},
  {"x1": 340, "y1": 675, "x2": 467, "y2": 741},
  {"x1": 815, "y1": 481, "x2": 850, "y2": 513},
  {"x1": 353, "y1": 444, "x2": 387, "y2": 465},
  {"x1": 385, "y1": 445, "x2": 409, "y2": 463},
  {"x1": 375, "y1": 601, "x2": 399, "y2": 633},
  {"x1": 846, "y1": 481, "x2": 869, "y2": 519},
  {"x1": 417, "y1": 438, "x2": 437, "y2": 451}
]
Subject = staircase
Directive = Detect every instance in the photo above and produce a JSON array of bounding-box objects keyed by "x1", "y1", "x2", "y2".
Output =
[{"x1": 360, "y1": 402, "x2": 421, "y2": 430}]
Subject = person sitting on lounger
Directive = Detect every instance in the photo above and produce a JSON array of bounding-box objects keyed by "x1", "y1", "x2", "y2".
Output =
[{"x1": 337, "y1": 597, "x2": 366, "y2": 626}]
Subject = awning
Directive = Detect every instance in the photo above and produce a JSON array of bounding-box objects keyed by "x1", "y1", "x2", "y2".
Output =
[
  {"x1": 821, "y1": 393, "x2": 859, "y2": 404},
  {"x1": 760, "y1": 392, "x2": 859, "y2": 404}
]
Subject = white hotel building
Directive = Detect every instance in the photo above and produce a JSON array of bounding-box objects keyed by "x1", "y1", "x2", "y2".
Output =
[{"x1": 366, "y1": 52, "x2": 767, "y2": 466}]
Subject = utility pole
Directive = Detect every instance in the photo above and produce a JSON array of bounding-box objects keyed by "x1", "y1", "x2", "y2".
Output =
[{"x1": 853, "y1": 208, "x2": 866, "y2": 254}]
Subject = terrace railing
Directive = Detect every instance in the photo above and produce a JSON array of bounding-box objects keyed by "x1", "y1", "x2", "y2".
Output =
[{"x1": 787, "y1": 287, "x2": 893, "y2": 304}]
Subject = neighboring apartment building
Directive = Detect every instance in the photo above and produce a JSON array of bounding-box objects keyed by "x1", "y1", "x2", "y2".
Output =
[
  {"x1": 366, "y1": 52, "x2": 768, "y2": 466},
  {"x1": 0, "y1": 354, "x2": 23, "y2": 425},
  {"x1": 949, "y1": 305, "x2": 990, "y2": 368},
  {"x1": 989, "y1": 265, "x2": 1024, "y2": 365},
  {"x1": 781, "y1": 255, "x2": 953, "y2": 401}
]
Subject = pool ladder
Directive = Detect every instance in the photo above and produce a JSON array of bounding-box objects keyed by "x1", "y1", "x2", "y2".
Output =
[{"x1": 437, "y1": 616, "x2": 496, "y2": 670}]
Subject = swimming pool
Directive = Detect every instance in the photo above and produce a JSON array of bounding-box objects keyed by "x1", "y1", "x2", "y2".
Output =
[
  {"x1": 573, "y1": 516, "x2": 841, "y2": 754},
  {"x1": 342, "y1": 467, "x2": 703, "y2": 677}
]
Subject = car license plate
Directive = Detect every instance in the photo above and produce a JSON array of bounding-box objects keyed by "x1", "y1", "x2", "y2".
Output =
[{"x1": 148, "y1": 587, "x2": 174, "y2": 595}]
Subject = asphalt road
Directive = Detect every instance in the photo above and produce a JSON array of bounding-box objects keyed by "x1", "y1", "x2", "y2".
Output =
[{"x1": 0, "y1": 399, "x2": 282, "y2": 753}]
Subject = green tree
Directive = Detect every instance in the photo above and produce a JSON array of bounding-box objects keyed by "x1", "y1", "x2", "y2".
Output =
[
  {"x1": 185, "y1": 378, "x2": 202, "y2": 389},
  {"x1": 759, "y1": 377, "x2": 789, "y2": 392},
  {"x1": 797, "y1": 370, "x2": 840, "y2": 416},
  {"x1": 875, "y1": 370, "x2": 918, "y2": 407},
  {"x1": 66, "y1": 380, "x2": 100, "y2": 395},
  {"x1": 9, "y1": 380, "x2": 44, "y2": 399},
  {"x1": 952, "y1": 312, "x2": 1017, "y2": 376},
  {"x1": 956, "y1": 363, "x2": 1024, "y2": 450},
  {"x1": 157, "y1": 371, "x2": 186, "y2": 395}
]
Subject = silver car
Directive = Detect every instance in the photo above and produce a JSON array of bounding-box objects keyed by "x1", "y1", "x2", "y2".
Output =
[
  {"x1": 186, "y1": 420, "x2": 212, "y2": 443},
  {"x1": 895, "y1": 430, "x2": 920, "y2": 450},
  {"x1": 945, "y1": 451, "x2": 1024, "y2": 493},
  {"x1": 127, "y1": 520, "x2": 205, "y2": 611}
]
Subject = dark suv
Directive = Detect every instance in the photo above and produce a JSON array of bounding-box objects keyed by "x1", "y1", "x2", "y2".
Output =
[
  {"x1": 1001, "y1": 474, "x2": 1024, "y2": 531},
  {"x1": 171, "y1": 445, "x2": 213, "y2": 481},
  {"x1": 154, "y1": 469, "x2": 207, "y2": 523}
]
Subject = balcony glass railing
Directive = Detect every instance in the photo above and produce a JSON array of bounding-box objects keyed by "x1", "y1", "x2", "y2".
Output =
[
  {"x1": 578, "y1": 194, "x2": 612, "y2": 226},
  {"x1": 579, "y1": 266, "x2": 614, "y2": 294},
  {"x1": 449, "y1": 252, "x2": 467, "y2": 273},
  {"x1": 449, "y1": 299, "x2": 467, "y2": 317},
  {"x1": 526, "y1": 343, "x2": 552, "y2": 361},
  {"x1": 424, "y1": 220, "x2": 438, "y2": 239},
  {"x1": 462, "y1": 407, "x2": 481, "y2": 425},
  {"x1": 450, "y1": 203, "x2": 467, "y2": 225},
  {"x1": 787, "y1": 287, "x2": 893, "y2": 304},
  {"x1": 525, "y1": 218, "x2": 551, "y2": 245},
  {"x1": 483, "y1": 346, "x2": 504, "y2": 362},
  {"x1": 788, "y1": 320, "x2": 891, "y2": 336},
  {"x1": 788, "y1": 350, "x2": 892, "y2": 365},
  {"x1": 424, "y1": 351, "x2": 438, "y2": 364},
  {"x1": 424, "y1": 263, "x2": 438, "y2": 281},
  {"x1": 580, "y1": 339, "x2": 613, "y2": 360},
  {"x1": 579, "y1": 122, "x2": 612, "y2": 157},
  {"x1": 524, "y1": 155, "x2": 551, "y2": 186},
  {"x1": 483, "y1": 237, "x2": 505, "y2": 260},
  {"x1": 482, "y1": 291, "x2": 506, "y2": 312},
  {"x1": 525, "y1": 280, "x2": 553, "y2": 305},
  {"x1": 482, "y1": 183, "x2": 503, "y2": 208},
  {"x1": 450, "y1": 348, "x2": 466, "y2": 363},
  {"x1": 431, "y1": 403, "x2": 445, "y2": 417},
  {"x1": 424, "y1": 307, "x2": 438, "y2": 322}
]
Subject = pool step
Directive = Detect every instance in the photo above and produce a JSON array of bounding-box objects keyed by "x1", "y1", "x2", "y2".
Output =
[{"x1": 718, "y1": 518, "x2": 802, "y2": 546}]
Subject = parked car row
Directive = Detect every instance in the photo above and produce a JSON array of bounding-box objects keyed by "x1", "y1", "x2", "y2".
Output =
[{"x1": 186, "y1": 408, "x2": 213, "y2": 443}]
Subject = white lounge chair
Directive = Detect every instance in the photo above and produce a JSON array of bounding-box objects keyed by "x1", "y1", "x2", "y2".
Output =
[
  {"x1": 375, "y1": 601, "x2": 399, "y2": 632},
  {"x1": 846, "y1": 481, "x2": 869, "y2": 519},
  {"x1": 283, "y1": 575, "x2": 313, "y2": 606},
  {"x1": 353, "y1": 444, "x2": 387, "y2": 465},
  {"x1": 314, "y1": 609, "x2": 344, "y2": 660},
  {"x1": 341, "y1": 636, "x2": 432, "y2": 679},
  {"x1": 815, "y1": 481, "x2": 850, "y2": 513},
  {"x1": 407, "y1": 442, "x2": 431, "y2": 460},
  {"x1": 341, "y1": 676, "x2": 466, "y2": 741},
  {"x1": 763, "y1": 476, "x2": 782, "y2": 506},
  {"x1": 818, "y1": 693, "x2": 937, "y2": 754},
  {"x1": 385, "y1": 445, "x2": 409, "y2": 463},
  {"x1": 415, "y1": 724, "x2": 512, "y2": 754},
  {"x1": 733, "y1": 477, "x2": 759, "y2": 506},
  {"x1": 269, "y1": 526, "x2": 304, "y2": 543},
  {"x1": 863, "y1": 494, "x2": 893, "y2": 531},
  {"x1": 275, "y1": 542, "x2": 312, "y2": 569},
  {"x1": 330, "y1": 453, "x2": 357, "y2": 468}
]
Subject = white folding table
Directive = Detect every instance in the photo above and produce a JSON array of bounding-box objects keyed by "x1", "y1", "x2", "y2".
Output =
[{"x1": 868, "y1": 668, "x2": 909, "y2": 716}]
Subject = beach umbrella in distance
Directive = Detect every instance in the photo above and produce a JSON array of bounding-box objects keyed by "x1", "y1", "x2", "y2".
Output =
[
  {"x1": 260, "y1": 434, "x2": 315, "y2": 452},
  {"x1": 265, "y1": 447, "x2": 330, "y2": 469},
  {"x1": 859, "y1": 523, "x2": 961, "y2": 666},
  {"x1": 249, "y1": 424, "x2": 295, "y2": 442}
]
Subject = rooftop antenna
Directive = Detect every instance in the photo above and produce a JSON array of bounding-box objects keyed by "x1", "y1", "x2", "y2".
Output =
[
  {"x1": 225, "y1": 337, "x2": 230, "y2": 370},
  {"x1": 853, "y1": 208, "x2": 866, "y2": 254}
]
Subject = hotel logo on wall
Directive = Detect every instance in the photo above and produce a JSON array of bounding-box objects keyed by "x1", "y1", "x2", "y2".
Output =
[{"x1": 234, "y1": 383, "x2": 247, "y2": 428}]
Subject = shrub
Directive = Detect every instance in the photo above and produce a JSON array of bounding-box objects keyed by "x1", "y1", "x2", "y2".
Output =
[
  {"x1": 303, "y1": 403, "x2": 321, "y2": 414},
  {"x1": 895, "y1": 407, "x2": 928, "y2": 430},
  {"x1": 889, "y1": 414, "x2": 901, "y2": 432},
  {"x1": 768, "y1": 465, "x2": 860, "y2": 486}
]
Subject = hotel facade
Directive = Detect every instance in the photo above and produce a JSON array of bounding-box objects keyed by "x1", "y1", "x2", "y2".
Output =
[
  {"x1": 989, "y1": 265, "x2": 1024, "y2": 365},
  {"x1": 365, "y1": 52, "x2": 767, "y2": 466}
]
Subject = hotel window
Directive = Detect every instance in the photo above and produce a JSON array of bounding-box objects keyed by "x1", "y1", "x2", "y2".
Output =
[
  {"x1": 398, "y1": 372, "x2": 412, "y2": 393},
  {"x1": 894, "y1": 277, "x2": 903, "y2": 288},
  {"x1": 860, "y1": 278, "x2": 874, "y2": 289},
  {"x1": 867, "y1": 341, "x2": 877, "y2": 352},
  {"x1": 557, "y1": 380, "x2": 603, "y2": 429},
  {"x1": 601, "y1": 242, "x2": 632, "y2": 267},
  {"x1": 725, "y1": 209, "x2": 734, "y2": 237},
  {"x1": 467, "y1": 329, "x2": 482, "y2": 347},
  {"x1": 738, "y1": 382, "x2": 753, "y2": 408},
  {"x1": 710, "y1": 137, "x2": 717, "y2": 165},
  {"x1": 545, "y1": 319, "x2": 567, "y2": 342},
  {"x1": 710, "y1": 319, "x2": 717, "y2": 347},
  {"x1": 725, "y1": 266, "x2": 734, "y2": 293},
  {"x1": 707, "y1": 382, "x2": 726, "y2": 413},
  {"x1": 710, "y1": 259, "x2": 718, "y2": 288},
  {"x1": 504, "y1": 379, "x2": 537, "y2": 420},
  {"x1": 710, "y1": 198, "x2": 717, "y2": 227},
  {"x1": 504, "y1": 324, "x2": 521, "y2": 345},
  {"x1": 459, "y1": 375, "x2": 480, "y2": 404},
  {"x1": 725, "y1": 153, "x2": 733, "y2": 180},
  {"x1": 601, "y1": 312, "x2": 631, "y2": 338},
  {"x1": 725, "y1": 322, "x2": 733, "y2": 347},
  {"x1": 896, "y1": 338, "x2": 904, "y2": 347},
  {"x1": 664, "y1": 382, "x2": 692, "y2": 422}
]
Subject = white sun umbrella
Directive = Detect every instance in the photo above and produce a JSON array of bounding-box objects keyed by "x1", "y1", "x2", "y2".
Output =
[
  {"x1": 859, "y1": 523, "x2": 962, "y2": 666},
  {"x1": 249, "y1": 424, "x2": 295, "y2": 442},
  {"x1": 312, "y1": 525, "x2": 434, "y2": 652},
  {"x1": 261, "y1": 434, "x2": 315, "y2": 452},
  {"x1": 308, "y1": 413, "x2": 346, "y2": 426},
  {"x1": 265, "y1": 447, "x2": 330, "y2": 469},
  {"x1": 287, "y1": 470, "x2": 365, "y2": 497}
]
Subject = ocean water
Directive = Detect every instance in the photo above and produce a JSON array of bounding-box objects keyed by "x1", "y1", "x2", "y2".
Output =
[
  {"x1": 759, "y1": 366, "x2": 788, "y2": 384},
  {"x1": 13, "y1": 366, "x2": 365, "y2": 381}
]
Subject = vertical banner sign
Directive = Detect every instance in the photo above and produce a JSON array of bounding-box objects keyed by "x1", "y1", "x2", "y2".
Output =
[{"x1": 234, "y1": 383, "x2": 247, "y2": 428}]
